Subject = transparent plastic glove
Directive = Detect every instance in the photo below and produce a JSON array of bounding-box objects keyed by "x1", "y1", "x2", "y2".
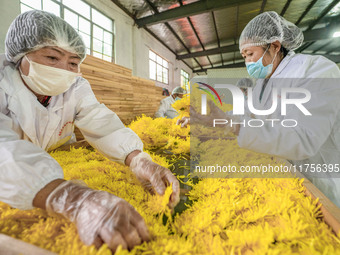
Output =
[
  {"x1": 176, "y1": 116, "x2": 190, "y2": 127},
  {"x1": 46, "y1": 181, "x2": 150, "y2": 251},
  {"x1": 130, "y1": 152, "x2": 180, "y2": 209},
  {"x1": 191, "y1": 101, "x2": 239, "y2": 134}
]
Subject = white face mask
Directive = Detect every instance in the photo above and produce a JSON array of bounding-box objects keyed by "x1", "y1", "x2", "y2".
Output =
[{"x1": 20, "y1": 55, "x2": 81, "y2": 96}]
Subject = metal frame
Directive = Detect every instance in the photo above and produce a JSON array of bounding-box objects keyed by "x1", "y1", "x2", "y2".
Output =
[
  {"x1": 295, "y1": 0, "x2": 318, "y2": 25},
  {"x1": 110, "y1": 0, "x2": 193, "y2": 71},
  {"x1": 177, "y1": 17, "x2": 340, "y2": 59},
  {"x1": 143, "y1": 0, "x2": 204, "y2": 71},
  {"x1": 193, "y1": 62, "x2": 245, "y2": 73},
  {"x1": 149, "y1": 49, "x2": 170, "y2": 85},
  {"x1": 211, "y1": 11, "x2": 224, "y2": 66},
  {"x1": 135, "y1": 0, "x2": 260, "y2": 28},
  {"x1": 296, "y1": 0, "x2": 340, "y2": 53},
  {"x1": 178, "y1": 0, "x2": 213, "y2": 68},
  {"x1": 280, "y1": 0, "x2": 293, "y2": 16},
  {"x1": 259, "y1": 0, "x2": 267, "y2": 14},
  {"x1": 111, "y1": 0, "x2": 340, "y2": 74}
]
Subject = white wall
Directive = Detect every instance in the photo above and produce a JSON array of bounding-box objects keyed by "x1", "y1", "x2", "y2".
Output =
[
  {"x1": 0, "y1": 0, "x2": 20, "y2": 53},
  {"x1": 0, "y1": 0, "x2": 192, "y2": 92},
  {"x1": 84, "y1": 0, "x2": 193, "y2": 92},
  {"x1": 207, "y1": 67, "x2": 248, "y2": 78}
]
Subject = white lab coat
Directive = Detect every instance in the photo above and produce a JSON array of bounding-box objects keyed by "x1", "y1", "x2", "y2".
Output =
[
  {"x1": 237, "y1": 51, "x2": 340, "y2": 207},
  {"x1": 0, "y1": 54, "x2": 143, "y2": 209},
  {"x1": 155, "y1": 95, "x2": 178, "y2": 119}
]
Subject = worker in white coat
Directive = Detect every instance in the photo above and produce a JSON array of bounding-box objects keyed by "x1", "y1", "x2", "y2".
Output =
[
  {"x1": 0, "y1": 10, "x2": 180, "y2": 251},
  {"x1": 155, "y1": 86, "x2": 186, "y2": 118},
  {"x1": 192, "y1": 11, "x2": 340, "y2": 207}
]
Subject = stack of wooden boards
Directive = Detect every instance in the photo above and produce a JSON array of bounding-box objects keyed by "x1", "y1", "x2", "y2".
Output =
[{"x1": 75, "y1": 55, "x2": 166, "y2": 139}]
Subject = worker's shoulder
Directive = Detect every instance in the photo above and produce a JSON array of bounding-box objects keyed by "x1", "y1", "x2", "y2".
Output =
[
  {"x1": 290, "y1": 53, "x2": 340, "y2": 78},
  {"x1": 292, "y1": 53, "x2": 335, "y2": 65},
  {"x1": 161, "y1": 96, "x2": 173, "y2": 103}
]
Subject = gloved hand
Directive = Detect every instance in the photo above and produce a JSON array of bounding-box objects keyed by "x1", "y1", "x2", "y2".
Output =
[
  {"x1": 46, "y1": 181, "x2": 150, "y2": 251},
  {"x1": 176, "y1": 116, "x2": 190, "y2": 127},
  {"x1": 191, "y1": 101, "x2": 240, "y2": 135},
  {"x1": 130, "y1": 152, "x2": 180, "y2": 209}
]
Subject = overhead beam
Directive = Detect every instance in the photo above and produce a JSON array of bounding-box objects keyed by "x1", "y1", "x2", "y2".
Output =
[
  {"x1": 177, "y1": 22, "x2": 340, "y2": 60},
  {"x1": 280, "y1": 0, "x2": 293, "y2": 16},
  {"x1": 297, "y1": 41, "x2": 315, "y2": 53},
  {"x1": 144, "y1": 0, "x2": 203, "y2": 70},
  {"x1": 193, "y1": 62, "x2": 245, "y2": 73},
  {"x1": 306, "y1": 0, "x2": 340, "y2": 30},
  {"x1": 303, "y1": 23, "x2": 340, "y2": 41},
  {"x1": 211, "y1": 11, "x2": 224, "y2": 65},
  {"x1": 259, "y1": 0, "x2": 267, "y2": 14},
  {"x1": 295, "y1": 0, "x2": 318, "y2": 25},
  {"x1": 136, "y1": 0, "x2": 261, "y2": 27},
  {"x1": 193, "y1": 53, "x2": 340, "y2": 73},
  {"x1": 321, "y1": 54, "x2": 340, "y2": 63},
  {"x1": 177, "y1": 44, "x2": 239, "y2": 60},
  {"x1": 111, "y1": 0, "x2": 135, "y2": 19}
]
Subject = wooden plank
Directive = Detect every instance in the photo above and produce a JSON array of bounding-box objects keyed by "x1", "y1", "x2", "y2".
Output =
[
  {"x1": 82, "y1": 55, "x2": 132, "y2": 76},
  {"x1": 80, "y1": 55, "x2": 165, "y2": 125},
  {"x1": 294, "y1": 171, "x2": 340, "y2": 235},
  {"x1": 0, "y1": 234, "x2": 56, "y2": 255},
  {"x1": 303, "y1": 177, "x2": 340, "y2": 234}
]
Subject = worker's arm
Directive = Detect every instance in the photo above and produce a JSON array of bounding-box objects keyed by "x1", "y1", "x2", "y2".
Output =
[
  {"x1": 32, "y1": 150, "x2": 139, "y2": 210},
  {"x1": 0, "y1": 110, "x2": 64, "y2": 209},
  {"x1": 155, "y1": 100, "x2": 166, "y2": 118},
  {"x1": 73, "y1": 79, "x2": 180, "y2": 208},
  {"x1": 73, "y1": 78, "x2": 144, "y2": 165},
  {"x1": 31, "y1": 175, "x2": 149, "y2": 251}
]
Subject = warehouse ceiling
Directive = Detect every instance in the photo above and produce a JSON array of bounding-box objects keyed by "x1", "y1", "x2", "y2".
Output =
[{"x1": 111, "y1": 0, "x2": 340, "y2": 74}]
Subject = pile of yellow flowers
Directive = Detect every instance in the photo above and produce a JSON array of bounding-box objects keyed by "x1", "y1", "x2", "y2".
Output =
[
  {"x1": 0, "y1": 146, "x2": 339, "y2": 254},
  {"x1": 128, "y1": 95, "x2": 190, "y2": 154},
  {"x1": 0, "y1": 90, "x2": 339, "y2": 254}
]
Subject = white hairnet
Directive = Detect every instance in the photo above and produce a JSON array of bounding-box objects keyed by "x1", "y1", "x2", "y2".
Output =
[
  {"x1": 236, "y1": 78, "x2": 253, "y2": 88},
  {"x1": 239, "y1": 11, "x2": 304, "y2": 52},
  {"x1": 5, "y1": 10, "x2": 86, "y2": 64},
  {"x1": 172, "y1": 86, "x2": 186, "y2": 95}
]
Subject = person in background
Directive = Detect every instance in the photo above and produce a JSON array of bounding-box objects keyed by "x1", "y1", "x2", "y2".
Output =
[
  {"x1": 0, "y1": 10, "x2": 180, "y2": 251},
  {"x1": 155, "y1": 86, "x2": 186, "y2": 118},
  {"x1": 162, "y1": 88, "x2": 170, "y2": 96}
]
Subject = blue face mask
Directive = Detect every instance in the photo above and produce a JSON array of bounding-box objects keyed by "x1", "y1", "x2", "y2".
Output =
[
  {"x1": 175, "y1": 97, "x2": 181, "y2": 101},
  {"x1": 246, "y1": 46, "x2": 277, "y2": 79}
]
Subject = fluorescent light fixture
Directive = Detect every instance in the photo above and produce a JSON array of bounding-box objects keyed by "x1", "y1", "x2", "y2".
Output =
[{"x1": 333, "y1": 31, "x2": 340, "y2": 37}]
